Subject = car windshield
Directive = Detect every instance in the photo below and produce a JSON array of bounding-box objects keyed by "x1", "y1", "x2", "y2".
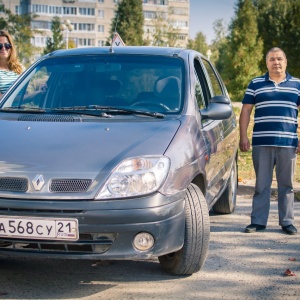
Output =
[{"x1": 1, "y1": 54, "x2": 184, "y2": 115}]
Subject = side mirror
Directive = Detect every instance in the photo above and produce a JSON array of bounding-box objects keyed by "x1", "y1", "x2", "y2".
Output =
[
  {"x1": 210, "y1": 95, "x2": 231, "y2": 104},
  {"x1": 200, "y1": 95, "x2": 232, "y2": 120}
]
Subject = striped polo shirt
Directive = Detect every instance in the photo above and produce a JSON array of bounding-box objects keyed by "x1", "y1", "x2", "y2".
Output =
[
  {"x1": 242, "y1": 72, "x2": 300, "y2": 148},
  {"x1": 0, "y1": 69, "x2": 20, "y2": 94}
]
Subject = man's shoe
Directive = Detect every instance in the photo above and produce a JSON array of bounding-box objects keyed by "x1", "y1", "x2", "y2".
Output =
[
  {"x1": 282, "y1": 225, "x2": 297, "y2": 235},
  {"x1": 245, "y1": 224, "x2": 266, "y2": 233}
]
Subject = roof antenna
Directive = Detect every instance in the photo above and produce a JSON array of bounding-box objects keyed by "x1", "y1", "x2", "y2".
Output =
[{"x1": 110, "y1": 13, "x2": 119, "y2": 53}]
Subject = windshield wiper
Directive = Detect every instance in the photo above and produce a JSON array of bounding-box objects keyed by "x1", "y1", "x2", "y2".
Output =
[
  {"x1": 0, "y1": 106, "x2": 46, "y2": 113},
  {"x1": 52, "y1": 106, "x2": 113, "y2": 118},
  {"x1": 54, "y1": 105, "x2": 165, "y2": 118}
]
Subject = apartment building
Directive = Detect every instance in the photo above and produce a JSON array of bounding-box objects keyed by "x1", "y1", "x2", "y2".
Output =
[{"x1": 1, "y1": 0, "x2": 189, "y2": 51}]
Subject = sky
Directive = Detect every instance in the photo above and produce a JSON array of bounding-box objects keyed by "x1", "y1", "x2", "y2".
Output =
[{"x1": 189, "y1": 0, "x2": 237, "y2": 44}]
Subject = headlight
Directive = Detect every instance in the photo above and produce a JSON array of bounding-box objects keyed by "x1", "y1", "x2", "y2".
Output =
[{"x1": 96, "y1": 156, "x2": 170, "y2": 199}]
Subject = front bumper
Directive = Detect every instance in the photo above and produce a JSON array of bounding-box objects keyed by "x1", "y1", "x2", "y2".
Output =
[{"x1": 0, "y1": 192, "x2": 185, "y2": 259}]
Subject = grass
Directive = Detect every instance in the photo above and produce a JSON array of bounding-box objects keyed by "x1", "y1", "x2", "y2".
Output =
[{"x1": 233, "y1": 103, "x2": 300, "y2": 185}]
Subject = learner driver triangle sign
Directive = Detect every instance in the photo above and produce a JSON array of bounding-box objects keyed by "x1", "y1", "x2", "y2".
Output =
[{"x1": 112, "y1": 32, "x2": 125, "y2": 47}]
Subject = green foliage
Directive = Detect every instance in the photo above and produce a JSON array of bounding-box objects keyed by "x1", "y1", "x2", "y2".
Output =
[
  {"x1": 187, "y1": 32, "x2": 209, "y2": 55},
  {"x1": 212, "y1": 19, "x2": 228, "y2": 43},
  {"x1": 214, "y1": 36, "x2": 229, "y2": 74},
  {"x1": 187, "y1": 19, "x2": 228, "y2": 66},
  {"x1": 108, "y1": 0, "x2": 144, "y2": 46},
  {"x1": 212, "y1": 19, "x2": 229, "y2": 71},
  {"x1": 188, "y1": 0, "x2": 300, "y2": 101},
  {"x1": 149, "y1": 10, "x2": 180, "y2": 47},
  {"x1": 0, "y1": 4, "x2": 37, "y2": 65},
  {"x1": 221, "y1": 0, "x2": 263, "y2": 102},
  {"x1": 43, "y1": 17, "x2": 64, "y2": 55},
  {"x1": 212, "y1": 0, "x2": 300, "y2": 101},
  {"x1": 203, "y1": 19, "x2": 229, "y2": 65},
  {"x1": 254, "y1": 0, "x2": 300, "y2": 77}
]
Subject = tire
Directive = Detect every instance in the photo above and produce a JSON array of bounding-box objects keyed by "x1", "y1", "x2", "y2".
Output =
[
  {"x1": 213, "y1": 160, "x2": 237, "y2": 214},
  {"x1": 158, "y1": 183, "x2": 210, "y2": 275}
]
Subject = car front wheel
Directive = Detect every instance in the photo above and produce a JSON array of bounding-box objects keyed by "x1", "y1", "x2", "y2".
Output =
[{"x1": 158, "y1": 183, "x2": 210, "y2": 275}]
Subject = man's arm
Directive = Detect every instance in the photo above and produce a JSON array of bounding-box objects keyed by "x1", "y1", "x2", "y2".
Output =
[{"x1": 239, "y1": 104, "x2": 253, "y2": 152}]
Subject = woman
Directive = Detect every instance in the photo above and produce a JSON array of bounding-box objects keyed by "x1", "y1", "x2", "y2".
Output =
[{"x1": 0, "y1": 30, "x2": 24, "y2": 97}]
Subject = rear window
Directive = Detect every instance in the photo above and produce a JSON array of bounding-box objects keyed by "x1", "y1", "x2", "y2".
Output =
[{"x1": 2, "y1": 55, "x2": 185, "y2": 114}]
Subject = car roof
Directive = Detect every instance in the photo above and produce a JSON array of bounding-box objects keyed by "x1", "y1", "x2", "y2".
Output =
[{"x1": 47, "y1": 46, "x2": 190, "y2": 58}]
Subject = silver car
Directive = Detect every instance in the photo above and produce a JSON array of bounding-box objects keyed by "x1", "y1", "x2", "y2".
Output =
[{"x1": 0, "y1": 46, "x2": 238, "y2": 275}]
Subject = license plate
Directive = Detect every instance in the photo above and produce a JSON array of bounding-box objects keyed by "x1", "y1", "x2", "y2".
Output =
[{"x1": 0, "y1": 216, "x2": 79, "y2": 241}]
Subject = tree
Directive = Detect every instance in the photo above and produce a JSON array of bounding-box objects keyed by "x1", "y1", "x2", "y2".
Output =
[
  {"x1": 108, "y1": 0, "x2": 144, "y2": 46},
  {"x1": 221, "y1": 0, "x2": 263, "y2": 102},
  {"x1": 212, "y1": 19, "x2": 228, "y2": 43},
  {"x1": 187, "y1": 32, "x2": 209, "y2": 55},
  {"x1": 148, "y1": 10, "x2": 180, "y2": 47},
  {"x1": 43, "y1": 17, "x2": 64, "y2": 55},
  {"x1": 188, "y1": 19, "x2": 227, "y2": 64},
  {"x1": 212, "y1": 19, "x2": 229, "y2": 70},
  {"x1": 254, "y1": 0, "x2": 300, "y2": 77},
  {"x1": 0, "y1": 4, "x2": 37, "y2": 65}
]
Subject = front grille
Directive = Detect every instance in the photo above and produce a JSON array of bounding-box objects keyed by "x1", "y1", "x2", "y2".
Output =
[
  {"x1": 50, "y1": 179, "x2": 93, "y2": 193},
  {"x1": 0, "y1": 207, "x2": 84, "y2": 213},
  {"x1": 18, "y1": 114, "x2": 75, "y2": 122},
  {"x1": 0, "y1": 177, "x2": 28, "y2": 192},
  {"x1": 0, "y1": 233, "x2": 118, "y2": 254}
]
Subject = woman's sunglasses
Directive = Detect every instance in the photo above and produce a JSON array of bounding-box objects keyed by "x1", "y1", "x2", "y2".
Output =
[{"x1": 0, "y1": 43, "x2": 12, "y2": 50}]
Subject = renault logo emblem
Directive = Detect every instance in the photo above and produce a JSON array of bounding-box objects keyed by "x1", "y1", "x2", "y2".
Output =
[{"x1": 32, "y1": 174, "x2": 45, "y2": 191}]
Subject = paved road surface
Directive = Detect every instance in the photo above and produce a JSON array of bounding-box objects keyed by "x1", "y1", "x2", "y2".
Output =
[{"x1": 0, "y1": 184, "x2": 299, "y2": 300}]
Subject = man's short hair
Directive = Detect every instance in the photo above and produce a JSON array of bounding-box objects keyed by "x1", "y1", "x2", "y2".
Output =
[{"x1": 266, "y1": 47, "x2": 286, "y2": 60}]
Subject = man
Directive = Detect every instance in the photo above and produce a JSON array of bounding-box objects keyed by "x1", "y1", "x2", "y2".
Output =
[{"x1": 239, "y1": 47, "x2": 300, "y2": 235}]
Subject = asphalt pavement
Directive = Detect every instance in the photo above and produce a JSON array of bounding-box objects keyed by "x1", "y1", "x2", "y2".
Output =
[{"x1": 0, "y1": 183, "x2": 299, "y2": 300}]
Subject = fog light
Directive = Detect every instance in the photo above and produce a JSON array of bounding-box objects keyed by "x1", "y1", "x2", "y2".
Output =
[{"x1": 133, "y1": 232, "x2": 154, "y2": 251}]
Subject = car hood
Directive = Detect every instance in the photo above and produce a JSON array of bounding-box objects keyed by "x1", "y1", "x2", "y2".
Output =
[{"x1": 0, "y1": 118, "x2": 180, "y2": 177}]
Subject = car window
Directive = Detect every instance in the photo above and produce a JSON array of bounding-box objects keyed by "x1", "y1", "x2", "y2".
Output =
[
  {"x1": 2, "y1": 55, "x2": 185, "y2": 114},
  {"x1": 193, "y1": 57, "x2": 210, "y2": 108},
  {"x1": 201, "y1": 58, "x2": 223, "y2": 97},
  {"x1": 194, "y1": 70, "x2": 206, "y2": 110}
]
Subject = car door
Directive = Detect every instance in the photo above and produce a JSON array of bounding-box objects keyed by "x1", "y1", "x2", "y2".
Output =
[
  {"x1": 193, "y1": 55, "x2": 231, "y2": 204},
  {"x1": 200, "y1": 57, "x2": 237, "y2": 181}
]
